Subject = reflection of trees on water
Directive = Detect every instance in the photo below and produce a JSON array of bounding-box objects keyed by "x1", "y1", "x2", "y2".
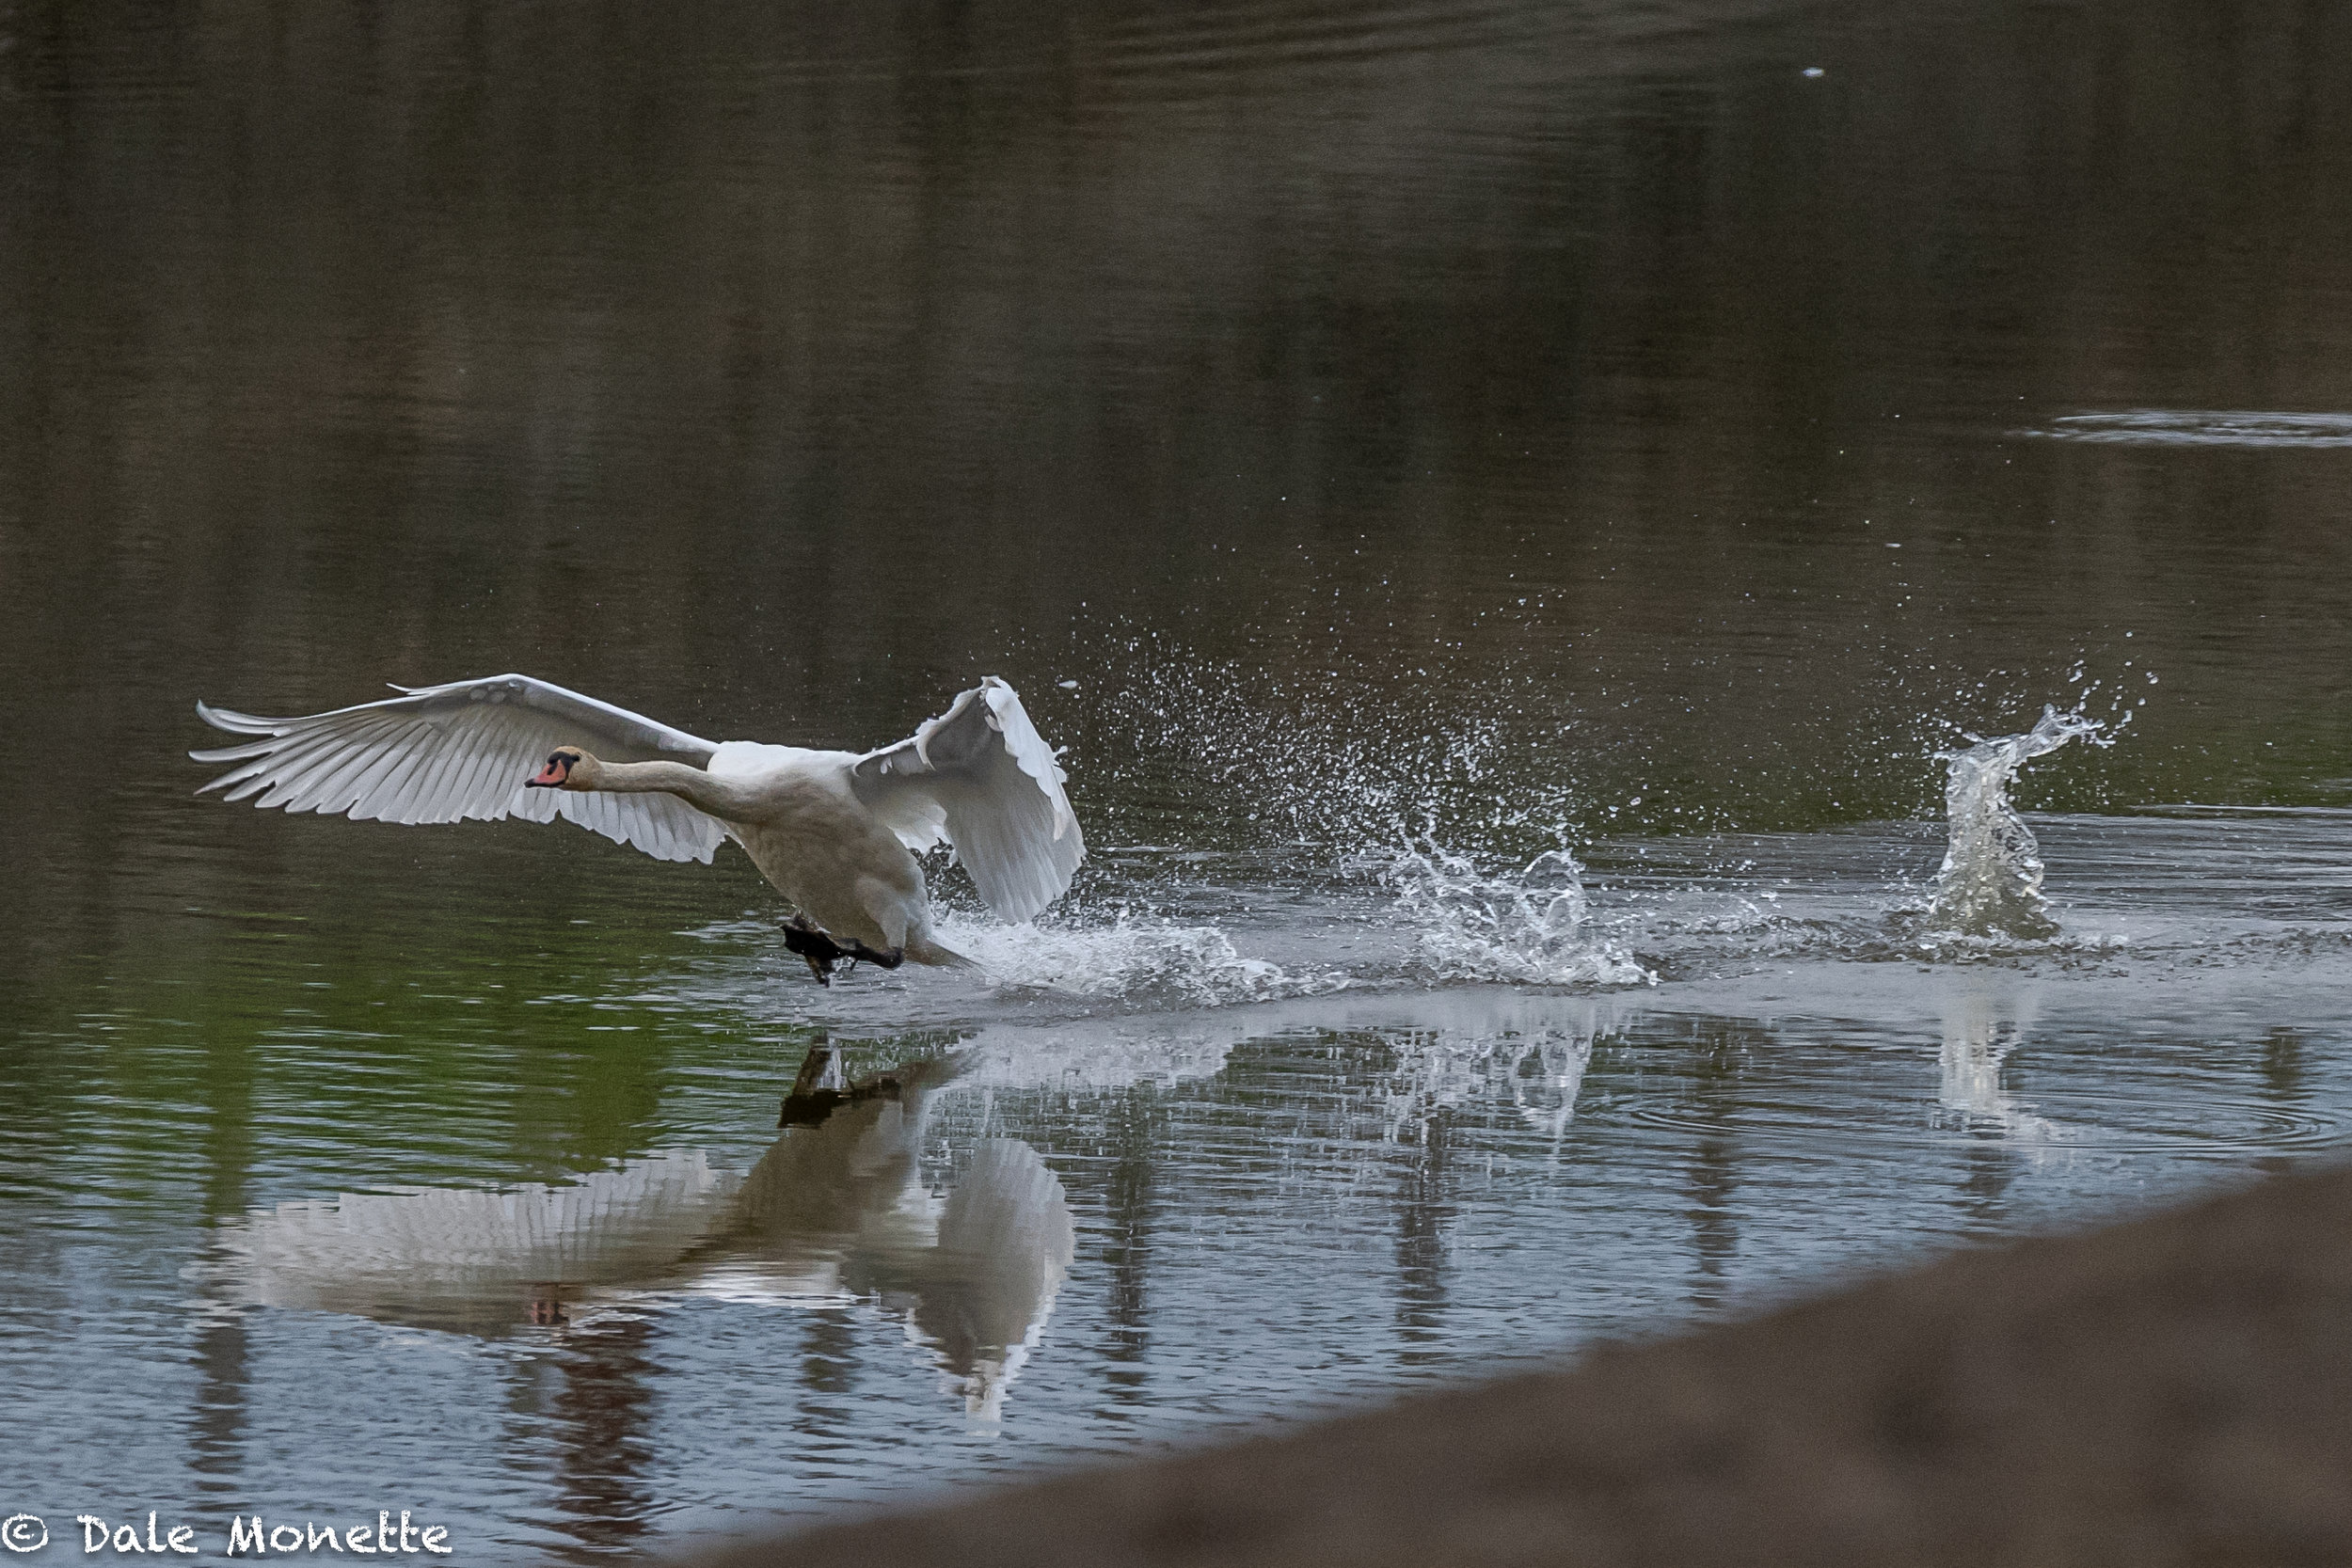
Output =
[
  {"x1": 1684, "y1": 1133, "x2": 1738, "y2": 1313},
  {"x1": 1369, "y1": 1015, "x2": 1606, "y2": 1359},
  {"x1": 13, "y1": 0, "x2": 2352, "y2": 990},
  {"x1": 797, "y1": 1309, "x2": 862, "y2": 1409},
  {"x1": 1391, "y1": 1105, "x2": 1454, "y2": 1368},
  {"x1": 1954, "y1": 1127, "x2": 2015, "y2": 1235},
  {"x1": 185, "y1": 1314, "x2": 251, "y2": 1497},
  {"x1": 2257, "y1": 1024, "x2": 2310, "y2": 1178},
  {"x1": 1679, "y1": 1022, "x2": 1753, "y2": 1314},
  {"x1": 547, "y1": 1316, "x2": 661, "y2": 1563},
  {"x1": 188, "y1": 1026, "x2": 258, "y2": 1498},
  {"x1": 1096, "y1": 1089, "x2": 1161, "y2": 1411},
  {"x1": 2261, "y1": 1025, "x2": 2308, "y2": 1105}
]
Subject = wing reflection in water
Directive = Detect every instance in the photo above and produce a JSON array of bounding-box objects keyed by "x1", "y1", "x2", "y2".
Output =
[
  {"x1": 210, "y1": 1049, "x2": 1075, "y2": 1417},
  {"x1": 215, "y1": 1150, "x2": 741, "y2": 1335}
]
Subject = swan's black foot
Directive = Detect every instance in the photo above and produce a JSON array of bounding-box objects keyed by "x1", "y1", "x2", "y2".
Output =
[
  {"x1": 782, "y1": 918, "x2": 903, "y2": 984},
  {"x1": 783, "y1": 917, "x2": 844, "y2": 985}
]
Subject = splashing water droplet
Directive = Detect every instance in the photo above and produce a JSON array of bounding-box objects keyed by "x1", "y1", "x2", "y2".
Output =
[
  {"x1": 1925, "y1": 706, "x2": 2108, "y2": 937},
  {"x1": 1381, "y1": 840, "x2": 1655, "y2": 986}
]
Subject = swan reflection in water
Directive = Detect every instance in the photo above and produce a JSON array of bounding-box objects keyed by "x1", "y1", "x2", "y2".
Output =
[{"x1": 214, "y1": 1048, "x2": 1075, "y2": 1417}]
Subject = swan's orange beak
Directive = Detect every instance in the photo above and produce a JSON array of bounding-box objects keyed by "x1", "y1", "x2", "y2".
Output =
[{"x1": 526, "y1": 755, "x2": 570, "y2": 788}]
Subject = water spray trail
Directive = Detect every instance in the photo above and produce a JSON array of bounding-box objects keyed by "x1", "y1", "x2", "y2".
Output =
[
  {"x1": 1383, "y1": 838, "x2": 1655, "y2": 986},
  {"x1": 942, "y1": 913, "x2": 1346, "y2": 1006},
  {"x1": 1926, "y1": 706, "x2": 2107, "y2": 938}
]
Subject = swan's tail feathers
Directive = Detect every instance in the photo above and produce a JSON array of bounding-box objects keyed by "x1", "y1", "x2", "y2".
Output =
[{"x1": 907, "y1": 934, "x2": 977, "y2": 969}]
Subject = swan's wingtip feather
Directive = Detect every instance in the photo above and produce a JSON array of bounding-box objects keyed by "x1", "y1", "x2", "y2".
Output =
[{"x1": 194, "y1": 699, "x2": 287, "y2": 736}]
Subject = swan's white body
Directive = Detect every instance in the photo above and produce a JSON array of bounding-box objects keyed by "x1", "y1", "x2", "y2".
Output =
[{"x1": 190, "y1": 674, "x2": 1085, "y2": 963}]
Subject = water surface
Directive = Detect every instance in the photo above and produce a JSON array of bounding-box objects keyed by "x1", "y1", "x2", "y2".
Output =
[{"x1": 5, "y1": 0, "x2": 2352, "y2": 1559}]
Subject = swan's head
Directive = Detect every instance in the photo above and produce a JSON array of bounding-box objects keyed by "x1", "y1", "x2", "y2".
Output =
[{"x1": 526, "y1": 746, "x2": 589, "y2": 789}]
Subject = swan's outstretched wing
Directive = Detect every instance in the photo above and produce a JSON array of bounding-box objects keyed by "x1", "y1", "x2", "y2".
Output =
[
  {"x1": 850, "y1": 678, "x2": 1085, "y2": 923},
  {"x1": 190, "y1": 673, "x2": 729, "y2": 863}
]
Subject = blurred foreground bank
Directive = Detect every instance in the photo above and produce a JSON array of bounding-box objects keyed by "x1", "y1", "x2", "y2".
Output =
[{"x1": 692, "y1": 1163, "x2": 2352, "y2": 1567}]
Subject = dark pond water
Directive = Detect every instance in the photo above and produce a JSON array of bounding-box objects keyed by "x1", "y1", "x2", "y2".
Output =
[{"x1": 6, "y1": 0, "x2": 2352, "y2": 1560}]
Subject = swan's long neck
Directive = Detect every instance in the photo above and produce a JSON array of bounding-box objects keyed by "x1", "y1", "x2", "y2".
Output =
[{"x1": 576, "y1": 757, "x2": 755, "y2": 819}]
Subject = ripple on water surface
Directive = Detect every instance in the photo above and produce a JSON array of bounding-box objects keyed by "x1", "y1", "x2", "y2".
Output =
[
  {"x1": 2020, "y1": 409, "x2": 2352, "y2": 447},
  {"x1": 11, "y1": 942, "x2": 2352, "y2": 1560}
]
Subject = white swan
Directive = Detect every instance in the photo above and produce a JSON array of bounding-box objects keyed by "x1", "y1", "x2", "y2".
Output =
[{"x1": 189, "y1": 674, "x2": 1084, "y2": 979}]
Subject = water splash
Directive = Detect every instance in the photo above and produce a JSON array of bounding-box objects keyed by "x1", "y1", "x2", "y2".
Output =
[
  {"x1": 940, "y1": 914, "x2": 1346, "y2": 1007},
  {"x1": 1925, "y1": 706, "x2": 2107, "y2": 937},
  {"x1": 1380, "y1": 841, "x2": 1655, "y2": 987},
  {"x1": 1068, "y1": 636, "x2": 1611, "y2": 863}
]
